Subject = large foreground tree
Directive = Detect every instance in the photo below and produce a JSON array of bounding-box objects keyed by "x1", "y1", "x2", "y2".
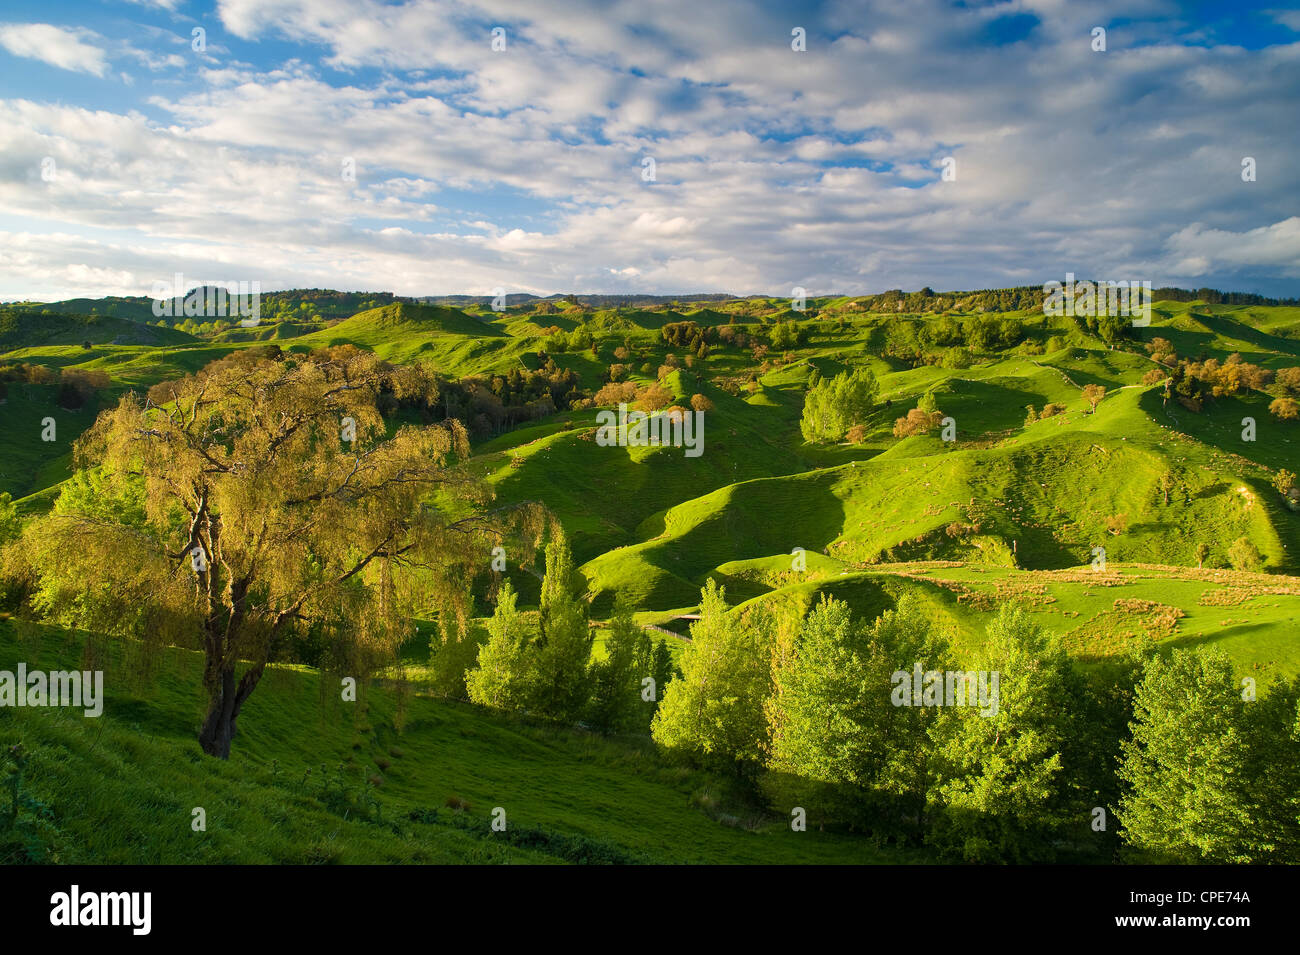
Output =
[{"x1": 21, "y1": 346, "x2": 543, "y2": 757}]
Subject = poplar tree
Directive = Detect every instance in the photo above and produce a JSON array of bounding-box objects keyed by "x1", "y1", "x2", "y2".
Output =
[
  {"x1": 768, "y1": 597, "x2": 875, "y2": 787},
  {"x1": 529, "y1": 533, "x2": 593, "y2": 723},
  {"x1": 648, "y1": 637, "x2": 676, "y2": 725},
  {"x1": 587, "y1": 598, "x2": 651, "y2": 734},
  {"x1": 1117, "y1": 648, "x2": 1256, "y2": 862},
  {"x1": 865, "y1": 596, "x2": 951, "y2": 838},
  {"x1": 1244, "y1": 675, "x2": 1300, "y2": 861},
  {"x1": 651, "y1": 580, "x2": 771, "y2": 775},
  {"x1": 800, "y1": 367, "x2": 878, "y2": 443},
  {"x1": 766, "y1": 596, "x2": 879, "y2": 826},
  {"x1": 931, "y1": 605, "x2": 1076, "y2": 862},
  {"x1": 467, "y1": 579, "x2": 533, "y2": 712}
]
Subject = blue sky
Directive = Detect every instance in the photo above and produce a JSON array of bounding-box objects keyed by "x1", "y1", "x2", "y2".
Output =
[{"x1": 1, "y1": 0, "x2": 1297, "y2": 299}]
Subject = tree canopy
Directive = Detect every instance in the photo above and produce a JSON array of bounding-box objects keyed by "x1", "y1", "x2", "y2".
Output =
[{"x1": 19, "y1": 346, "x2": 543, "y2": 757}]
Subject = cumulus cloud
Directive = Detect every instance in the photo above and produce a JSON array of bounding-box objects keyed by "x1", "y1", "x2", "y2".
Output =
[
  {"x1": 1161, "y1": 218, "x2": 1300, "y2": 276},
  {"x1": 0, "y1": 23, "x2": 109, "y2": 76},
  {"x1": 0, "y1": 0, "x2": 1297, "y2": 299},
  {"x1": 1270, "y1": 9, "x2": 1300, "y2": 32}
]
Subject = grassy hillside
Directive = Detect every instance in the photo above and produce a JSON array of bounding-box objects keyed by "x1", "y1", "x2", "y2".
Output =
[
  {"x1": 0, "y1": 385, "x2": 101, "y2": 497},
  {"x1": 3, "y1": 288, "x2": 1299, "y2": 865},
  {"x1": 6, "y1": 291, "x2": 1297, "y2": 617},
  {"x1": 0, "y1": 620, "x2": 892, "y2": 864},
  {"x1": 0, "y1": 309, "x2": 196, "y2": 350},
  {"x1": 291, "y1": 303, "x2": 520, "y2": 369}
]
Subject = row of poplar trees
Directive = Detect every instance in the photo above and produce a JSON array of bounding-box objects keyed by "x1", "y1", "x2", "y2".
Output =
[
  {"x1": 456, "y1": 535, "x2": 674, "y2": 734},
  {"x1": 446, "y1": 540, "x2": 1298, "y2": 862},
  {"x1": 649, "y1": 581, "x2": 1300, "y2": 862}
]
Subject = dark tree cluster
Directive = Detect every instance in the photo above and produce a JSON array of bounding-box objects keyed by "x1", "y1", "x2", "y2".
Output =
[
  {"x1": 1165, "y1": 353, "x2": 1276, "y2": 412},
  {"x1": 661, "y1": 320, "x2": 713, "y2": 350},
  {"x1": 439, "y1": 357, "x2": 582, "y2": 437},
  {"x1": 0, "y1": 361, "x2": 110, "y2": 409},
  {"x1": 873, "y1": 314, "x2": 1028, "y2": 366},
  {"x1": 1151, "y1": 287, "x2": 1300, "y2": 307}
]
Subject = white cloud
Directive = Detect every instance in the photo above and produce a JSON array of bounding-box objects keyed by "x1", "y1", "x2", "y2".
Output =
[
  {"x1": 1270, "y1": 9, "x2": 1300, "y2": 32},
  {"x1": 1161, "y1": 218, "x2": 1300, "y2": 275},
  {"x1": 0, "y1": 23, "x2": 109, "y2": 77},
  {"x1": 0, "y1": 0, "x2": 1297, "y2": 299}
]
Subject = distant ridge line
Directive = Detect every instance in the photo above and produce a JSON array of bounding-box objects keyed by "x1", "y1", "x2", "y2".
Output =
[{"x1": 7, "y1": 284, "x2": 1299, "y2": 314}]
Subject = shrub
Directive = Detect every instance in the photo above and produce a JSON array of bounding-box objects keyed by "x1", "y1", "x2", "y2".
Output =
[
  {"x1": 893, "y1": 408, "x2": 942, "y2": 438},
  {"x1": 1273, "y1": 469, "x2": 1297, "y2": 498},
  {"x1": 1146, "y1": 337, "x2": 1176, "y2": 365},
  {"x1": 635, "y1": 383, "x2": 674, "y2": 412},
  {"x1": 1275, "y1": 367, "x2": 1300, "y2": 396},
  {"x1": 1227, "y1": 537, "x2": 1264, "y2": 573},
  {"x1": 945, "y1": 347, "x2": 973, "y2": 369},
  {"x1": 1269, "y1": 397, "x2": 1299, "y2": 421},
  {"x1": 592, "y1": 381, "x2": 637, "y2": 406}
]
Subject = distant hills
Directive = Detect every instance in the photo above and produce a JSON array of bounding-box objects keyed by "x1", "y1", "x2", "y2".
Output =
[
  {"x1": 7, "y1": 284, "x2": 1295, "y2": 326},
  {"x1": 0, "y1": 308, "x2": 196, "y2": 349}
]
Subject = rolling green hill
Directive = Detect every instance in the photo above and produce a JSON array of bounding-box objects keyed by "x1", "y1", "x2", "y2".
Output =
[
  {"x1": 0, "y1": 309, "x2": 196, "y2": 350},
  {"x1": 3, "y1": 287, "x2": 1299, "y2": 865}
]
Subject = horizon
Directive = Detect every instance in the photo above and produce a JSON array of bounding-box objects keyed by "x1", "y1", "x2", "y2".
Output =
[{"x1": 7, "y1": 280, "x2": 1300, "y2": 308}]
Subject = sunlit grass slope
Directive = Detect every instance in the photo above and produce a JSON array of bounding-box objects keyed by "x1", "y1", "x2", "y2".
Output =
[{"x1": 0, "y1": 620, "x2": 899, "y2": 864}]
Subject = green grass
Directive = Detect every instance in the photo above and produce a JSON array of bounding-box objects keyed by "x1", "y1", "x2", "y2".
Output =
[
  {"x1": 0, "y1": 620, "x2": 900, "y2": 864},
  {"x1": 0, "y1": 385, "x2": 100, "y2": 497},
  {"x1": 727, "y1": 562, "x2": 1300, "y2": 684},
  {"x1": 5, "y1": 293, "x2": 1300, "y2": 864}
]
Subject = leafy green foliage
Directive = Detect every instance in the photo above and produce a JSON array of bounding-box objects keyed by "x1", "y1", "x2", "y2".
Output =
[
  {"x1": 530, "y1": 535, "x2": 593, "y2": 723},
  {"x1": 800, "y1": 366, "x2": 878, "y2": 443},
  {"x1": 930, "y1": 606, "x2": 1077, "y2": 862},
  {"x1": 586, "y1": 599, "x2": 652, "y2": 734},
  {"x1": 1118, "y1": 648, "x2": 1256, "y2": 862},
  {"x1": 651, "y1": 580, "x2": 772, "y2": 774},
  {"x1": 467, "y1": 580, "x2": 533, "y2": 711}
]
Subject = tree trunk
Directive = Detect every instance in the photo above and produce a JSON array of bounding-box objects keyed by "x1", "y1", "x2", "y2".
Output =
[
  {"x1": 199, "y1": 668, "x2": 239, "y2": 759},
  {"x1": 198, "y1": 663, "x2": 264, "y2": 759}
]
